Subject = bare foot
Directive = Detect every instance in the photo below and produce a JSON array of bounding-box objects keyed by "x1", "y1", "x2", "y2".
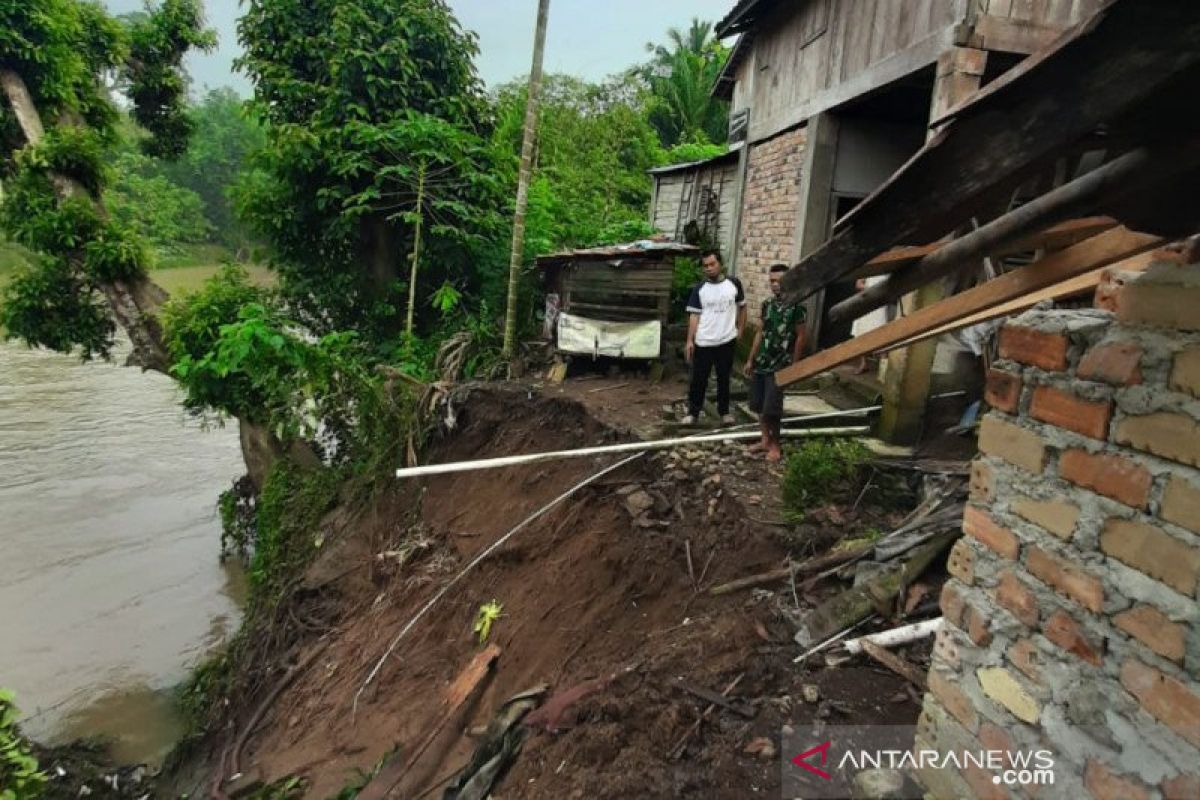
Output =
[
  {"x1": 746, "y1": 440, "x2": 768, "y2": 453},
  {"x1": 766, "y1": 446, "x2": 783, "y2": 463}
]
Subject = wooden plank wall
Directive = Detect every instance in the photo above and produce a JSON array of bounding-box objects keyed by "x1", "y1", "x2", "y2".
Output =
[
  {"x1": 979, "y1": 0, "x2": 1107, "y2": 28},
  {"x1": 650, "y1": 161, "x2": 740, "y2": 257},
  {"x1": 748, "y1": 0, "x2": 964, "y2": 139}
]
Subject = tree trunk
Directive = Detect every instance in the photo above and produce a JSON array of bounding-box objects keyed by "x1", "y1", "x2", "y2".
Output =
[
  {"x1": 405, "y1": 161, "x2": 427, "y2": 338},
  {"x1": 2, "y1": 67, "x2": 293, "y2": 478},
  {"x1": 501, "y1": 0, "x2": 551, "y2": 358}
]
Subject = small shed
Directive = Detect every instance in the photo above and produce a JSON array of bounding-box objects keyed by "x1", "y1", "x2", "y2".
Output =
[
  {"x1": 537, "y1": 240, "x2": 698, "y2": 360},
  {"x1": 648, "y1": 147, "x2": 741, "y2": 257}
]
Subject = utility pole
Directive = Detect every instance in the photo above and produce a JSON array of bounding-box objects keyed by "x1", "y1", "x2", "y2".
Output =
[{"x1": 501, "y1": 0, "x2": 550, "y2": 359}]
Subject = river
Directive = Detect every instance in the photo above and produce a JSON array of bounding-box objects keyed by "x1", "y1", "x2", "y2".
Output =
[{"x1": 0, "y1": 339, "x2": 246, "y2": 765}]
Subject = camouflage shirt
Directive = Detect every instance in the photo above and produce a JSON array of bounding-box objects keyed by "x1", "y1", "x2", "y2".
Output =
[{"x1": 754, "y1": 297, "x2": 805, "y2": 373}]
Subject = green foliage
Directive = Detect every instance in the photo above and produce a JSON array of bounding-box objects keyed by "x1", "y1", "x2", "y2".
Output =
[
  {"x1": 106, "y1": 148, "x2": 214, "y2": 248},
  {"x1": 0, "y1": 256, "x2": 116, "y2": 359},
  {"x1": 662, "y1": 141, "x2": 727, "y2": 166},
  {"x1": 122, "y1": 0, "x2": 217, "y2": 158},
  {"x1": 26, "y1": 126, "x2": 108, "y2": 195},
  {"x1": 0, "y1": 688, "x2": 47, "y2": 800},
  {"x1": 642, "y1": 18, "x2": 731, "y2": 147},
  {"x1": 161, "y1": 88, "x2": 267, "y2": 250},
  {"x1": 781, "y1": 438, "x2": 872, "y2": 520},
  {"x1": 82, "y1": 222, "x2": 149, "y2": 282},
  {"x1": 234, "y1": 0, "x2": 501, "y2": 342},
  {"x1": 253, "y1": 461, "x2": 340, "y2": 589}
]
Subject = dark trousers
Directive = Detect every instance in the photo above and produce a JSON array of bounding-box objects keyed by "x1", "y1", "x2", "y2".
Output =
[{"x1": 688, "y1": 340, "x2": 735, "y2": 416}]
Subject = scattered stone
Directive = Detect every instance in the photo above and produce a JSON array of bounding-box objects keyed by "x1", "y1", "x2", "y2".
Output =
[
  {"x1": 802, "y1": 684, "x2": 821, "y2": 704},
  {"x1": 623, "y1": 490, "x2": 655, "y2": 516},
  {"x1": 743, "y1": 737, "x2": 777, "y2": 760},
  {"x1": 616, "y1": 484, "x2": 641, "y2": 496},
  {"x1": 851, "y1": 768, "x2": 906, "y2": 799}
]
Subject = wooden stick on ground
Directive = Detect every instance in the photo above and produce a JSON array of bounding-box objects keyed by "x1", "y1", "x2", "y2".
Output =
[
  {"x1": 669, "y1": 672, "x2": 745, "y2": 760},
  {"x1": 860, "y1": 639, "x2": 928, "y2": 690}
]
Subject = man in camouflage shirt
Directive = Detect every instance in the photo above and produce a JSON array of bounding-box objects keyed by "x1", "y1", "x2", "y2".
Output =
[{"x1": 743, "y1": 264, "x2": 807, "y2": 462}]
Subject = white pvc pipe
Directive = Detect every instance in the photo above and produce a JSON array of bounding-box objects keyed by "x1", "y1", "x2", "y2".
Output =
[
  {"x1": 394, "y1": 426, "x2": 870, "y2": 479},
  {"x1": 843, "y1": 617, "x2": 944, "y2": 655}
]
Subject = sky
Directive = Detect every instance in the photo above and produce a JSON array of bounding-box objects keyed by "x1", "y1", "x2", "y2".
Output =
[{"x1": 103, "y1": 0, "x2": 737, "y2": 97}]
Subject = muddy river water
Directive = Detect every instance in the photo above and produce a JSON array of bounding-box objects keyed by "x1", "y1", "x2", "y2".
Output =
[{"x1": 0, "y1": 340, "x2": 246, "y2": 764}]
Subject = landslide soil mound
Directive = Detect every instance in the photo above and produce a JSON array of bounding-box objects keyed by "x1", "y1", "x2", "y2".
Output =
[{"x1": 191, "y1": 385, "x2": 923, "y2": 799}]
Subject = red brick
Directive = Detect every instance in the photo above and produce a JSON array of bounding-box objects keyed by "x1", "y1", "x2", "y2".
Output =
[
  {"x1": 1120, "y1": 659, "x2": 1200, "y2": 749},
  {"x1": 1100, "y1": 519, "x2": 1200, "y2": 596},
  {"x1": 946, "y1": 539, "x2": 976, "y2": 585},
  {"x1": 964, "y1": 602, "x2": 993, "y2": 647},
  {"x1": 979, "y1": 416, "x2": 1047, "y2": 474},
  {"x1": 985, "y1": 368, "x2": 1022, "y2": 413},
  {"x1": 996, "y1": 571, "x2": 1039, "y2": 628},
  {"x1": 1043, "y1": 609, "x2": 1103, "y2": 666},
  {"x1": 963, "y1": 506, "x2": 1020, "y2": 560},
  {"x1": 1012, "y1": 496, "x2": 1079, "y2": 540},
  {"x1": 1059, "y1": 448, "x2": 1152, "y2": 509},
  {"x1": 1162, "y1": 475, "x2": 1200, "y2": 536},
  {"x1": 1161, "y1": 773, "x2": 1200, "y2": 800},
  {"x1": 1007, "y1": 638, "x2": 1043, "y2": 682},
  {"x1": 1030, "y1": 385, "x2": 1113, "y2": 439},
  {"x1": 999, "y1": 325, "x2": 1069, "y2": 371},
  {"x1": 1026, "y1": 547, "x2": 1105, "y2": 613},
  {"x1": 929, "y1": 667, "x2": 979, "y2": 732},
  {"x1": 1078, "y1": 341, "x2": 1144, "y2": 386},
  {"x1": 941, "y1": 581, "x2": 967, "y2": 628},
  {"x1": 977, "y1": 722, "x2": 1014, "y2": 759},
  {"x1": 1115, "y1": 412, "x2": 1200, "y2": 469},
  {"x1": 969, "y1": 460, "x2": 996, "y2": 504},
  {"x1": 1085, "y1": 760, "x2": 1152, "y2": 800},
  {"x1": 1114, "y1": 604, "x2": 1187, "y2": 663}
]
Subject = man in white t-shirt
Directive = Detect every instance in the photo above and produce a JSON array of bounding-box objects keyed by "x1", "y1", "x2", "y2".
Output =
[{"x1": 682, "y1": 249, "x2": 747, "y2": 425}]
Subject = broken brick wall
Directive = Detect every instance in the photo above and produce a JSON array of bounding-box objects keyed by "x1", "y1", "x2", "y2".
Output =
[
  {"x1": 734, "y1": 125, "x2": 806, "y2": 320},
  {"x1": 918, "y1": 259, "x2": 1200, "y2": 800}
]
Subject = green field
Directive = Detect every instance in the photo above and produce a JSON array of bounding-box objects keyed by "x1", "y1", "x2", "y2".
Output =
[{"x1": 0, "y1": 241, "x2": 275, "y2": 296}]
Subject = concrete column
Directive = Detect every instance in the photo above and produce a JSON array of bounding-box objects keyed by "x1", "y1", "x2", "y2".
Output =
[
  {"x1": 878, "y1": 47, "x2": 987, "y2": 444},
  {"x1": 792, "y1": 111, "x2": 840, "y2": 352}
]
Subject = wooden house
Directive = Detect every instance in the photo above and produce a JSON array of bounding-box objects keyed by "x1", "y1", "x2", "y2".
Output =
[
  {"x1": 648, "y1": 147, "x2": 740, "y2": 258},
  {"x1": 537, "y1": 241, "x2": 698, "y2": 360}
]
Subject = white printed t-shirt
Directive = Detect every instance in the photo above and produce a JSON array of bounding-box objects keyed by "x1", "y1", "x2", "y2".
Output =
[{"x1": 686, "y1": 276, "x2": 746, "y2": 347}]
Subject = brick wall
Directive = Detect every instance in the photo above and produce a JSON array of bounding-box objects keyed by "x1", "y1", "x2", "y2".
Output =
[
  {"x1": 734, "y1": 125, "x2": 806, "y2": 320},
  {"x1": 919, "y1": 259, "x2": 1200, "y2": 799}
]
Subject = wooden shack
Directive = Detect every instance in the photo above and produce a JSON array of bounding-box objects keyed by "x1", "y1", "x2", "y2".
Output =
[
  {"x1": 537, "y1": 240, "x2": 698, "y2": 360},
  {"x1": 648, "y1": 148, "x2": 740, "y2": 258}
]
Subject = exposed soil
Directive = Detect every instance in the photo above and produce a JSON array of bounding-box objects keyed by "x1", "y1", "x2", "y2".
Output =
[{"x1": 172, "y1": 380, "x2": 940, "y2": 799}]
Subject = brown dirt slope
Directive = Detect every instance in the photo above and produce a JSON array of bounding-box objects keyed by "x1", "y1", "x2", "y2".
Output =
[{"x1": 197, "y1": 385, "x2": 923, "y2": 799}]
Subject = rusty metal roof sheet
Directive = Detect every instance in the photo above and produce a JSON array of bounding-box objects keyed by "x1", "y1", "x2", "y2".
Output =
[{"x1": 535, "y1": 239, "x2": 698, "y2": 267}]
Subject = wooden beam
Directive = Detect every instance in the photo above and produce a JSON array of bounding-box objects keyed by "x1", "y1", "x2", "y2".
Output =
[
  {"x1": 850, "y1": 217, "x2": 1117, "y2": 279},
  {"x1": 883, "y1": 250, "x2": 1157, "y2": 352},
  {"x1": 973, "y1": 14, "x2": 1065, "y2": 55},
  {"x1": 776, "y1": 0, "x2": 1200, "y2": 303},
  {"x1": 830, "y1": 147, "x2": 1157, "y2": 325},
  {"x1": 775, "y1": 227, "x2": 1162, "y2": 387}
]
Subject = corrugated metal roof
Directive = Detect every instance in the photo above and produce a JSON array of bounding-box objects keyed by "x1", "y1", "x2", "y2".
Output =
[
  {"x1": 646, "y1": 143, "x2": 741, "y2": 176},
  {"x1": 535, "y1": 239, "x2": 699, "y2": 267}
]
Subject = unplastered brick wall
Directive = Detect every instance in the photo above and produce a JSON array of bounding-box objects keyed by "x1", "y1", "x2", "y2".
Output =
[
  {"x1": 917, "y1": 259, "x2": 1200, "y2": 800},
  {"x1": 734, "y1": 125, "x2": 805, "y2": 320}
]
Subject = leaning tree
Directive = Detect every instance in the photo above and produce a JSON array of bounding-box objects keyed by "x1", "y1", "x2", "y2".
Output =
[{"x1": 0, "y1": 0, "x2": 313, "y2": 483}]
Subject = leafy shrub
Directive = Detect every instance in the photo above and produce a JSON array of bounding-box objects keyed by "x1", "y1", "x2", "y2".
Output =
[
  {"x1": 0, "y1": 689, "x2": 46, "y2": 800},
  {"x1": 781, "y1": 437, "x2": 871, "y2": 520}
]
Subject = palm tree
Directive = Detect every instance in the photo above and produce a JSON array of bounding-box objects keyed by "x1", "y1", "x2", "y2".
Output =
[{"x1": 644, "y1": 18, "x2": 730, "y2": 147}]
